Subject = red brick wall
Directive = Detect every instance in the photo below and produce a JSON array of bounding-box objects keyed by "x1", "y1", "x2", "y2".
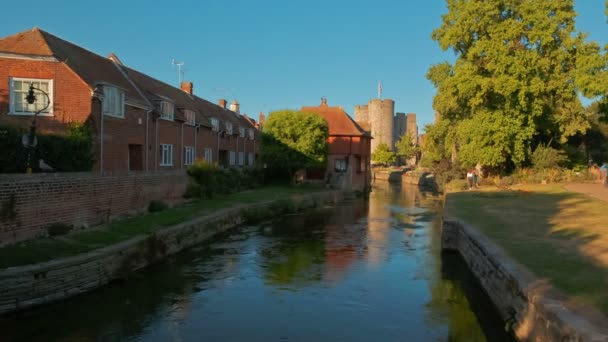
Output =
[
  {"x1": 0, "y1": 57, "x2": 91, "y2": 133},
  {"x1": 0, "y1": 171, "x2": 188, "y2": 246}
]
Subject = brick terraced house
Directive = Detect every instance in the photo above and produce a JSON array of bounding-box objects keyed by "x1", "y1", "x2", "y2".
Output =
[
  {"x1": 302, "y1": 98, "x2": 372, "y2": 191},
  {"x1": 0, "y1": 28, "x2": 259, "y2": 173}
]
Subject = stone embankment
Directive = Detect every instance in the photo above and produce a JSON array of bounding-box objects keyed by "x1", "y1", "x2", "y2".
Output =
[
  {"x1": 0, "y1": 190, "x2": 344, "y2": 315},
  {"x1": 442, "y1": 217, "x2": 608, "y2": 341}
]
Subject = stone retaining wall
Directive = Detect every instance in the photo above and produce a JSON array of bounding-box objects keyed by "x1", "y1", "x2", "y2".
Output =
[
  {"x1": 0, "y1": 172, "x2": 189, "y2": 246},
  {"x1": 442, "y1": 217, "x2": 608, "y2": 341},
  {"x1": 0, "y1": 190, "x2": 343, "y2": 314}
]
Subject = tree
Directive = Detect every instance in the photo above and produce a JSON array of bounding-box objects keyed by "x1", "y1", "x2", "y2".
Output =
[
  {"x1": 395, "y1": 133, "x2": 420, "y2": 164},
  {"x1": 427, "y1": 0, "x2": 606, "y2": 169},
  {"x1": 371, "y1": 142, "x2": 396, "y2": 165},
  {"x1": 260, "y1": 110, "x2": 328, "y2": 180}
]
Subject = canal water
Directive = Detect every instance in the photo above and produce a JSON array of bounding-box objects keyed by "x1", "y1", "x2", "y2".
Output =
[{"x1": 0, "y1": 183, "x2": 513, "y2": 342}]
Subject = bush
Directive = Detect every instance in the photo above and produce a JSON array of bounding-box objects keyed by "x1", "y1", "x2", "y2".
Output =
[
  {"x1": 186, "y1": 161, "x2": 262, "y2": 198},
  {"x1": 148, "y1": 200, "x2": 168, "y2": 213},
  {"x1": 47, "y1": 223, "x2": 73, "y2": 236},
  {"x1": 0, "y1": 123, "x2": 94, "y2": 173},
  {"x1": 531, "y1": 144, "x2": 568, "y2": 170}
]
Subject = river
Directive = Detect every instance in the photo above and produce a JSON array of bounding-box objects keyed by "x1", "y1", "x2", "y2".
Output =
[{"x1": 0, "y1": 183, "x2": 513, "y2": 341}]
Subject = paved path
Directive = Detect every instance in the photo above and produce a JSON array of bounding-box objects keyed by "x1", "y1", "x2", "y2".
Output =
[{"x1": 564, "y1": 183, "x2": 608, "y2": 202}]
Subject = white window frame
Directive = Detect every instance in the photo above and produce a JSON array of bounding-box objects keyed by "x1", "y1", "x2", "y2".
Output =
[
  {"x1": 184, "y1": 110, "x2": 196, "y2": 126},
  {"x1": 160, "y1": 101, "x2": 175, "y2": 121},
  {"x1": 204, "y1": 148, "x2": 213, "y2": 162},
  {"x1": 229, "y1": 151, "x2": 236, "y2": 166},
  {"x1": 102, "y1": 85, "x2": 125, "y2": 118},
  {"x1": 160, "y1": 144, "x2": 173, "y2": 166},
  {"x1": 184, "y1": 146, "x2": 195, "y2": 165},
  {"x1": 335, "y1": 159, "x2": 347, "y2": 172},
  {"x1": 9, "y1": 77, "x2": 54, "y2": 116},
  {"x1": 226, "y1": 122, "x2": 233, "y2": 135},
  {"x1": 211, "y1": 117, "x2": 219, "y2": 132},
  {"x1": 248, "y1": 128, "x2": 254, "y2": 140},
  {"x1": 248, "y1": 153, "x2": 254, "y2": 166},
  {"x1": 238, "y1": 152, "x2": 244, "y2": 166},
  {"x1": 239, "y1": 127, "x2": 245, "y2": 138}
]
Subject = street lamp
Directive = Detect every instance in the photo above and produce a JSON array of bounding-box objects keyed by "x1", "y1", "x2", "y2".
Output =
[{"x1": 22, "y1": 83, "x2": 50, "y2": 173}]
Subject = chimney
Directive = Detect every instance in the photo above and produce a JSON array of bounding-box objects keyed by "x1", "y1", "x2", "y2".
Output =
[
  {"x1": 259, "y1": 112, "x2": 265, "y2": 126},
  {"x1": 229, "y1": 100, "x2": 240, "y2": 113},
  {"x1": 219, "y1": 99, "x2": 227, "y2": 108},
  {"x1": 180, "y1": 81, "x2": 193, "y2": 95},
  {"x1": 321, "y1": 97, "x2": 328, "y2": 107}
]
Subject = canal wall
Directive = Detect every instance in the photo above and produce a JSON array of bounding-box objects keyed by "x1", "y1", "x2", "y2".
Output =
[
  {"x1": 442, "y1": 217, "x2": 608, "y2": 342},
  {"x1": 0, "y1": 190, "x2": 344, "y2": 315},
  {"x1": 373, "y1": 170, "x2": 402, "y2": 183}
]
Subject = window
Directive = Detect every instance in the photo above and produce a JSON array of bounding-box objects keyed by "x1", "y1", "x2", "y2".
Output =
[
  {"x1": 102, "y1": 85, "x2": 125, "y2": 118},
  {"x1": 239, "y1": 127, "x2": 245, "y2": 138},
  {"x1": 335, "y1": 159, "x2": 347, "y2": 172},
  {"x1": 184, "y1": 110, "x2": 196, "y2": 126},
  {"x1": 204, "y1": 148, "x2": 213, "y2": 162},
  {"x1": 160, "y1": 101, "x2": 174, "y2": 120},
  {"x1": 248, "y1": 153, "x2": 254, "y2": 166},
  {"x1": 229, "y1": 151, "x2": 236, "y2": 166},
  {"x1": 226, "y1": 122, "x2": 233, "y2": 135},
  {"x1": 184, "y1": 146, "x2": 194, "y2": 165},
  {"x1": 160, "y1": 144, "x2": 173, "y2": 166},
  {"x1": 248, "y1": 129, "x2": 254, "y2": 140},
  {"x1": 10, "y1": 78, "x2": 54, "y2": 115},
  {"x1": 211, "y1": 117, "x2": 219, "y2": 132},
  {"x1": 238, "y1": 152, "x2": 244, "y2": 166}
]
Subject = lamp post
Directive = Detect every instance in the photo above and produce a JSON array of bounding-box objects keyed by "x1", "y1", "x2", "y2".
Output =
[{"x1": 22, "y1": 83, "x2": 50, "y2": 173}]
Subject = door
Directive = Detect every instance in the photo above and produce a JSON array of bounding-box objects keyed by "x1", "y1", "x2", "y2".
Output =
[{"x1": 128, "y1": 144, "x2": 143, "y2": 171}]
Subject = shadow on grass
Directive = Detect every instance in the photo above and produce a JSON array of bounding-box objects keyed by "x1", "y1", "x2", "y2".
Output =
[{"x1": 447, "y1": 187, "x2": 608, "y2": 316}]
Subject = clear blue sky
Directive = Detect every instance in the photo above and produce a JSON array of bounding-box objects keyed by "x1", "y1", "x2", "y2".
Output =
[{"x1": 2, "y1": 0, "x2": 606, "y2": 129}]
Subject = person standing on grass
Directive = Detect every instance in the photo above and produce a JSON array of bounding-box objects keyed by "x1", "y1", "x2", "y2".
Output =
[
  {"x1": 466, "y1": 168, "x2": 474, "y2": 190},
  {"x1": 601, "y1": 162, "x2": 608, "y2": 185}
]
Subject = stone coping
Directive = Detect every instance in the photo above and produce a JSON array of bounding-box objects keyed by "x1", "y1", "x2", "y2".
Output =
[{"x1": 442, "y1": 217, "x2": 608, "y2": 341}]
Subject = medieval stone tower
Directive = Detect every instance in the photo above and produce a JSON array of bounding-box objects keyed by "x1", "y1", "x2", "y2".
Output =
[{"x1": 355, "y1": 99, "x2": 395, "y2": 154}]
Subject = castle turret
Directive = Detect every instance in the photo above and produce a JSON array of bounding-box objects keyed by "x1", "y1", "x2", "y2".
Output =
[
  {"x1": 354, "y1": 104, "x2": 370, "y2": 129},
  {"x1": 368, "y1": 98, "x2": 394, "y2": 154}
]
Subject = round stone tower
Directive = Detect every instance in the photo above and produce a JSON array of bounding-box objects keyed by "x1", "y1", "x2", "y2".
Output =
[
  {"x1": 368, "y1": 98, "x2": 394, "y2": 154},
  {"x1": 354, "y1": 105, "x2": 369, "y2": 124}
]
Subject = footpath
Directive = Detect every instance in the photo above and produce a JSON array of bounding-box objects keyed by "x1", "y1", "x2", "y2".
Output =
[{"x1": 565, "y1": 182, "x2": 608, "y2": 202}]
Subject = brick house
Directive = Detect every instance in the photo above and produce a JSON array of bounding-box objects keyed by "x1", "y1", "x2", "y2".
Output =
[
  {"x1": 302, "y1": 98, "x2": 372, "y2": 191},
  {"x1": 0, "y1": 28, "x2": 258, "y2": 173}
]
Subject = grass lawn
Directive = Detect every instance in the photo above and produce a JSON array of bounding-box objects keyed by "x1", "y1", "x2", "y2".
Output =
[
  {"x1": 447, "y1": 184, "x2": 608, "y2": 316},
  {"x1": 0, "y1": 185, "x2": 326, "y2": 269}
]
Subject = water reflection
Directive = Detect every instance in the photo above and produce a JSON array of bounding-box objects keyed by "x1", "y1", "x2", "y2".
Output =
[{"x1": 0, "y1": 183, "x2": 512, "y2": 342}]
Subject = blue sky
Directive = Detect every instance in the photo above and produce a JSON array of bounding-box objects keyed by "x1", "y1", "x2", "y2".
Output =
[{"x1": 2, "y1": 0, "x2": 606, "y2": 129}]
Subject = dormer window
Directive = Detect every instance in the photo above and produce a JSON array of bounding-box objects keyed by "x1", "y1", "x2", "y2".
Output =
[
  {"x1": 211, "y1": 117, "x2": 219, "y2": 131},
  {"x1": 248, "y1": 128, "x2": 254, "y2": 140},
  {"x1": 102, "y1": 85, "x2": 125, "y2": 118},
  {"x1": 160, "y1": 101, "x2": 174, "y2": 120},
  {"x1": 185, "y1": 110, "x2": 195, "y2": 126},
  {"x1": 226, "y1": 122, "x2": 233, "y2": 135},
  {"x1": 239, "y1": 127, "x2": 245, "y2": 138}
]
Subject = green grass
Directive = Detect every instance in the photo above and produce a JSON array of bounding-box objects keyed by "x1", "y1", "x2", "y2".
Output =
[
  {"x1": 447, "y1": 185, "x2": 608, "y2": 316},
  {"x1": 0, "y1": 185, "x2": 326, "y2": 269}
]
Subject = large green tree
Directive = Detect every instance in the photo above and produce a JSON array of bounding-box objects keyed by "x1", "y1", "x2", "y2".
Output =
[
  {"x1": 395, "y1": 133, "x2": 420, "y2": 164},
  {"x1": 260, "y1": 110, "x2": 328, "y2": 179},
  {"x1": 428, "y1": 0, "x2": 606, "y2": 168},
  {"x1": 371, "y1": 142, "x2": 396, "y2": 165}
]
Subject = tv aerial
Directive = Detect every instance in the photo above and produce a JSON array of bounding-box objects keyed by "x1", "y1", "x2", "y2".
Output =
[{"x1": 171, "y1": 59, "x2": 185, "y2": 85}]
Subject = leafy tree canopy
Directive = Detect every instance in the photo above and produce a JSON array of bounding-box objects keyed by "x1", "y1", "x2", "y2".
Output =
[
  {"x1": 260, "y1": 110, "x2": 329, "y2": 177},
  {"x1": 371, "y1": 142, "x2": 396, "y2": 165},
  {"x1": 428, "y1": 0, "x2": 607, "y2": 168},
  {"x1": 395, "y1": 133, "x2": 420, "y2": 161}
]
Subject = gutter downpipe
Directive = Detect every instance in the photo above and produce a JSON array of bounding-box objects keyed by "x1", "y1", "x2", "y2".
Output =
[
  {"x1": 100, "y1": 106, "x2": 104, "y2": 175},
  {"x1": 155, "y1": 118, "x2": 158, "y2": 171},
  {"x1": 180, "y1": 123, "x2": 184, "y2": 170},
  {"x1": 145, "y1": 109, "x2": 152, "y2": 172}
]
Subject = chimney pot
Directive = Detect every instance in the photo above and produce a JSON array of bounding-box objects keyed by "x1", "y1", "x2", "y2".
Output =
[{"x1": 180, "y1": 81, "x2": 193, "y2": 95}]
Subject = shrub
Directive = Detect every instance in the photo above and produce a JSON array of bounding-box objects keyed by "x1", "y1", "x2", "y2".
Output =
[
  {"x1": 186, "y1": 161, "x2": 262, "y2": 198},
  {"x1": 148, "y1": 200, "x2": 168, "y2": 213},
  {"x1": 531, "y1": 144, "x2": 568, "y2": 170},
  {"x1": 47, "y1": 223, "x2": 73, "y2": 236}
]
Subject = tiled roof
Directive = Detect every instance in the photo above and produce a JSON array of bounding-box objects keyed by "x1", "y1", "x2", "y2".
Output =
[
  {"x1": 0, "y1": 28, "x2": 150, "y2": 107},
  {"x1": 301, "y1": 103, "x2": 370, "y2": 137}
]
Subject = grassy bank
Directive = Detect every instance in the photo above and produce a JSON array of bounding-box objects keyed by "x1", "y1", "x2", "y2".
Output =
[
  {"x1": 0, "y1": 185, "x2": 327, "y2": 269},
  {"x1": 446, "y1": 185, "x2": 608, "y2": 315}
]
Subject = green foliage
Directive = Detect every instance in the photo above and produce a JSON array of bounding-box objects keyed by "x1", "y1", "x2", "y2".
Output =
[
  {"x1": 420, "y1": 120, "x2": 455, "y2": 166},
  {"x1": 395, "y1": 133, "x2": 420, "y2": 162},
  {"x1": 0, "y1": 123, "x2": 94, "y2": 173},
  {"x1": 260, "y1": 110, "x2": 329, "y2": 179},
  {"x1": 427, "y1": 0, "x2": 604, "y2": 169},
  {"x1": 148, "y1": 200, "x2": 168, "y2": 213},
  {"x1": 531, "y1": 144, "x2": 568, "y2": 170},
  {"x1": 371, "y1": 142, "x2": 396, "y2": 165},
  {"x1": 47, "y1": 223, "x2": 73, "y2": 237},
  {"x1": 186, "y1": 161, "x2": 261, "y2": 198}
]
